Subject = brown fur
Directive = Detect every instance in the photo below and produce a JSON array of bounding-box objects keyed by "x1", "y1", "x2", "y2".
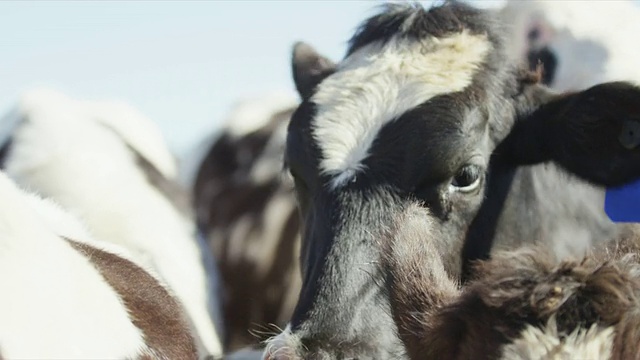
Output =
[
  {"x1": 383, "y1": 205, "x2": 640, "y2": 360},
  {"x1": 67, "y1": 239, "x2": 198, "y2": 360}
]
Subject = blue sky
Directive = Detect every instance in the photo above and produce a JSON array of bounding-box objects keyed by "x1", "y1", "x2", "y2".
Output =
[{"x1": 0, "y1": 0, "x2": 521, "y2": 158}]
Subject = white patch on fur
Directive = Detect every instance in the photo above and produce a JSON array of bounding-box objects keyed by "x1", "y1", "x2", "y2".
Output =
[
  {"x1": 501, "y1": 318, "x2": 614, "y2": 360},
  {"x1": 262, "y1": 324, "x2": 301, "y2": 360},
  {"x1": 311, "y1": 31, "x2": 491, "y2": 188},
  {"x1": 225, "y1": 92, "x2": 298, "y2": 139},
  {"x1": 249, "y1": 117, "x2": 290, "y2": 186},
  {"x1": 3, "y1": 89, "x2": 223, "y2": 357},
  {"x1": 178, "y1": 91, "x2": 297, "y2": 187},
  {"x1": 0, "y1": 173, "x2": 149, "y2": 359}
]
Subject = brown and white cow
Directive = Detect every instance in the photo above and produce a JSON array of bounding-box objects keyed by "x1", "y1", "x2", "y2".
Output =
[
  {"x1": 0, "y1": 89, "x2": 223, "y2": 358},
  {"x1": 0, "y1": 171, "x2": 198, "y2": 359},
  {"x1": 191, "y1": 93, "x2": 301, "y2": 350}
]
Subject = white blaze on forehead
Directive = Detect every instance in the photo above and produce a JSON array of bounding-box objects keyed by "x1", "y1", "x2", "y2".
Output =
[{"x1": 311, "y1": 30, "x2": 491, "y2": 188}]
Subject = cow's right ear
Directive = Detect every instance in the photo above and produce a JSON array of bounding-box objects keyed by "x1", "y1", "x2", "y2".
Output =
[
  {"x1": 500, "y1": 81, "x2": 640, "y2": 187},
  {"x1": 291, "y1": 42, "x2": 337, "y2": 100}
]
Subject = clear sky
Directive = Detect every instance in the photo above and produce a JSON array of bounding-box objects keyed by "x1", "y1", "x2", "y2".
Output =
[{"x1": 0, "y1": 0, "x2": 531, "y2": 158}]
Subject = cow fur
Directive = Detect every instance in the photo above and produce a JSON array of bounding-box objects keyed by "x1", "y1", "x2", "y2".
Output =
[
  {"x1": 0, "y1": 88, "x2": 223, "y2": 358},
  {"x1": 500, "y1": 0, "x2": 640, "y2": 91},
  {"x1": 0, "y1": 171, "x2": 198, "y2": 359},
  {"x1": 383, "y1": 203, "x2": 640, "y2": 360}
]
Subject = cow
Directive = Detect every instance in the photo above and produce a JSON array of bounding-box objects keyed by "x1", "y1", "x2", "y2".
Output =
[
  {"x1": 0, "y1": 171, "x2": 198, "y2": 359},
  {"x1": 191, "y1": 93, "x2": 301, "y2": 350},
  {"x1": 264, "y1": 2, "x2": 640, "y2": 359},
  {"x1": 500, "y1": 0, "x2": 640, "y2": 91},
  {"x1": 0, "y1": 88, "x2": 223, "y2": 358}
]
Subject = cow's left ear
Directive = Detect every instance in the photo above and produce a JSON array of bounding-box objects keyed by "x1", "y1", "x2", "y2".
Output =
[
  {"x1": 291, "y1": 42, "x2": 337, "y2": 100},
  {"x1": 499, "y1": 81, "x2": 640, "y2": 187}
]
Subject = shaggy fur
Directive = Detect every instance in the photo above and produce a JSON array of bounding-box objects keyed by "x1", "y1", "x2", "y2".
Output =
[
  {"x1": 312, "y1": 29, "x2": 491, "y2": 187},
  {"x1": 383, "y1": 204, "x2": 640, "y2": 360}
]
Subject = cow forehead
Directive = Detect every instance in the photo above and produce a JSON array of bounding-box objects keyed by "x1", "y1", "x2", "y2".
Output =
[{"x1": 310, "y1": 30, "x2": 491, "y2": 189}]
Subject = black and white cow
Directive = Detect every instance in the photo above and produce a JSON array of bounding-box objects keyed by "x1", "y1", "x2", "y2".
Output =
[
  {"x1": 191, "y1": 93, "x2": 301, "y2": 350},
  {"x1": 0, "y1": 89, "x2": 223, "y2": 359},
  {"x1": 264, "y1": 2, "x2": 640, "y2": 359},
  {"x1": 0, "y1": 171, "x2": 198, "y2": 359},
  {"x1": 500, "y1": 0, "x2": 640, "y2": 91}
]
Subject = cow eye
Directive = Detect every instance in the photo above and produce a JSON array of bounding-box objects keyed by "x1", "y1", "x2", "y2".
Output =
[{"x1": 450, "y1": 164, "x2": 482, "y2": 193}]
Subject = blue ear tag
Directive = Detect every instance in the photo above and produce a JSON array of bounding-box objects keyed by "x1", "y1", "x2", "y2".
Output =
[{"x1": 605, "y1": 179, "x2": 640, "y2": 222}]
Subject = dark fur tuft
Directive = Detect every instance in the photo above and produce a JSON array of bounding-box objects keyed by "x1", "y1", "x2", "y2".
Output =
[
  {"x1": 347, "y1": 1, "x2": 492, "y2": 56},
  {"x1": 383, "y1": 206, "x2": 640, "y2": 359}
]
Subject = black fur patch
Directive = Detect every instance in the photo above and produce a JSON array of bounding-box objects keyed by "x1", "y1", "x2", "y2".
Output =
[
  {"x1": 0, "y1": 139, "x2": 12, "y2": 169},
  {"x1": 347, "y1": 1, "x2": 494, "y2": 56}
]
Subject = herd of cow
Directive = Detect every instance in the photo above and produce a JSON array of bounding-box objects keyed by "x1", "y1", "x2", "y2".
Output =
[{"x1": 2, "y1": 1, "x2": 640, "y2": 359}]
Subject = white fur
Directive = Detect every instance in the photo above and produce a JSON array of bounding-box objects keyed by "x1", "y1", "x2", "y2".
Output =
[
  {"x1": 224, "y1": 92, "x2": 298, "y2": 139},
  {"x1": 179, "y1": 91, "x2": 298, "y2": 187},
  {"x1": 501, "y1": 0, "x2": 640, "y2": 91},
  {"x1": 23, "y1": 192, "x2": 164, "y2": 279},
  {"x1": 312, "y1": 31, "x2": 491, "y2": 188},
  {"x1": 20, "y1": 88, "x2": 177, "y2": 178},
  {"x1": 262, "y1": 324, "x2": 300, "y2": 360},
  {"x1": 3, "y1": 88, "x2": 223, "y2": 358},
  {"x1": 501, "y1": 318, "x2": 614, "y2": 359},
  {"x1": 249, "y1": 116, "x2": 291, "y2": 186},
  {"x1": 0, "y1": 172, "x2": 149, "y2": 359}
]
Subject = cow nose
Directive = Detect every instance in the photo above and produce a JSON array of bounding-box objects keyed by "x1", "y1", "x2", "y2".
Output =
[{"x1": 527, "y1": 46, "x2": 558, "y2": 85}]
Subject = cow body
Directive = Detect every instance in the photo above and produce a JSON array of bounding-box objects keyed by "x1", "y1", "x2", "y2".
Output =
[
  {"x1": 192, "y1": 93, "x2": 301, "y2": 350},
  {"x1": 0, "y1": 89, "x2": 223, "y2": 358},
  {"x1": 0, "y1": 172, "x2": 198, "y2": 359}
]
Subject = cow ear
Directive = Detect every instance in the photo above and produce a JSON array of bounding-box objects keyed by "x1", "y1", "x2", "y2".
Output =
[
  {"x1": 291, "y1": 42, "x2": 337, "y2": 100},
  {"x1": 499, "y1": 81, "x2": 640, "y2": 187}
]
